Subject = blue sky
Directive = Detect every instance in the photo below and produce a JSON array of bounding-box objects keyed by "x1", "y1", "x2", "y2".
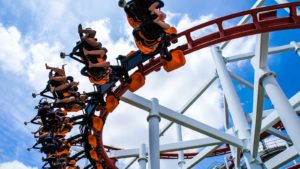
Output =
[{"x1": 0, "y1": 0, "x2": 299, "y2": 169}]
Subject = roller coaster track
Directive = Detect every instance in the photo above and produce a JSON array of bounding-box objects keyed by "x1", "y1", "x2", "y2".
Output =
[
  {"x1": 27, "y1": 2, "x2": 300, "y2": 169},
  {"x1": 89, "y1": 2, "x2": 300, "y2": 169}
]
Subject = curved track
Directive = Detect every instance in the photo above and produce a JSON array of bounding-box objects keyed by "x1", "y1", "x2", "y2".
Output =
[{"x1": 87, "y1": 2, "x2": 300, "y2": 169}]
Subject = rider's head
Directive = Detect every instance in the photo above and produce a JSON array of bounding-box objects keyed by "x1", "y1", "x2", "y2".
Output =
[
  {"x1": 71, "y1": 85, "x2": 78, "y2": 92},
  {"x1": 118, "y1": 0, "x2": 126, "y2": 8},
  {"x1": 85, "y1": 28, "x2": 96, "y2": 38}
]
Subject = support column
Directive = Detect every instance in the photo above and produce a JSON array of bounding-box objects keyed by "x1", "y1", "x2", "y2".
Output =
[
  {"x1": 212, "y1": 46, "x2": 248, "y2": 169},
  {"x1": 251, "y1": 33, "x2": 300, "y2": 155},
  {"x1": 211, "y1": 46, "x2": 250, "y2": 140},
  {"x1": 148, "y1": 98, "x2": 160, "y2": 169},
  {"x1": 212, "y1": 46, "x2": 265, "y2": 169},
  {"x1": 263, "y1": 76, "x2": 300, "y2": 154},
  {"x1": 250, "y1": 33, "x2": 270, "y2": 158},
  {"x1": 176, "y1": 124, "x2": 185, "y2": 168},
  {"x1": 243, "y1": 151, "x2": 264, "y2": 169},
  {"x1": 138, "y1": 144, "x2": 147, "y2": 169}
]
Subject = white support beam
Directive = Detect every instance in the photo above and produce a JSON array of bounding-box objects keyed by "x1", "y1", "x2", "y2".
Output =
[
  {"x1": 230, "y1": 72, "x2": 270, "y2": 99},
  {"x1": 148, "y1": 98, "x2": 160, "y2": 169},
  {"x1": 290, "y1": 41, "x2": 300, "y2": 56},
  {"x1": 243, "y1": 151, "x2": 264, "y2": 169},
  {"x1": 125, "y1": 157, "x2": 138, "y2": 169},
  {"x1": 211, "y1": 46, "x2": 250, "y2": 140},
  {"x1": 109, "y1": 138, "x2": 224, "y2": 159},
  {"x1": 183, "y1": 145, "x2": 221, "y2": 169},
  {"x1": 263, "y1": 76, "x2": 300, "y2": 154},
  {"x1": 234, "y1": 148, "x2": 242, "y2": 169},
  {"x1": 121, "y1": 92, "x2": 244, "y2": 148},
  {"x1": 260, "y1": 92, "x2": 300, "y2": 134},
  {"x1": 260, "y1": 110, "x2": 280, "y2": 133},
  {"x1": 160, "y1": 138, "x2": 222, "y2": 152},
  {"x1": 176, "y1": 124, "x2": 185, "y2": 168},
  {"x1": 230, "y1": 72, "x2": 254, "y2": 90},
  {"x1": 227, "y1": 128, "x2": 241, "y2": 169},
  {"x1": 138, "y1": 144, "x2": 147, "y2": 169},
  {"x1": 250, "y1": 33, "x2": 270, "y2": 158},
  {"x1": 224, "y1": 96, "x2": 229, "y2": 129},
  {"x1": 159, "y1": 74, "x2": 218, "y2": 136},
  {"x1": 121, "y1": 92, "x2": 152, "y2": 112},
  {"x1": 226, "y1": 42, "x2": 300, "y2": 63},
  {"x1": 158, "y1": 106, "x2": 244, "y2": 148},
  {"x1": 111, "y1": 148, "x2": 139, "y2": 159},
  {"x1": 220, "y1": 0, "x2": 267, "y2": 49},
  {"x1": 264, "y1": 145, "x2": 299, "y2": 169},
  {"x1": 266, "y1": 128, "x2": 292, "y2": 143}
]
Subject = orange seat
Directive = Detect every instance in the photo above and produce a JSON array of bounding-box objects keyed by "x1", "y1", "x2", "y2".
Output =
[
  {"x1": 63, "y1": 92, "x2": 71, "y2": 97},
  {"x1": 127, "y1": 16, "x2": 141, "y2": 29},
  {"x1": 88, "y1": 134, "x2": 97, "y2": 147},
  {"x1": 128, "y1": 72, "x2": 145, "y2": 92},
  {"x1": 64, "y1": 105, "x2": 82, "y2": 112},
  {"x1": 162, "y1": 50, "x2": 186, "y2": 72},
  {"x1": 96, "y1": 162, "x2": 104, "y2": 169},
  {"x1": 69, "y1": 160, "x2": 76, "y2": 165},
  {"x1": 88, "y1": 58, "x2": 110, "y2": 85},
  {"x1": 56, "y1": 149, "x2": 70, "y2": 156},
  {"x1": 92, "y1": 116, "x2": 104, "y2": 132},
  {"x1": 135, "y1": 40, "x2": 158, "y2": 54},
  {"x1": 165, "y1": 27, "x2": 177, "y2": 35},
  {"x1": 89, "y1": 77, "x2": 110, "y2": 85},
  {"x1": 134, "y1": 31, "x2": 160, "y2": 55},
  {"x1": 90, "y1": 150, "x2": 99, "y2": 161},
  {"x1": 105, "y1": 95, "x2": 119, "y2": 112},
  {"x1": 68, "y1": 166, "x2": 80, "y2": 169}
]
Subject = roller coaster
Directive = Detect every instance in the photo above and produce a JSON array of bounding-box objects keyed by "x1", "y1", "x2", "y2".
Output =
[{"x1": 26, "y1": 1, "x2": 300, "y2": 169}]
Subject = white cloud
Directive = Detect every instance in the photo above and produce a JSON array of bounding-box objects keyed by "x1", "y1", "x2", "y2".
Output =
[
  {"x1": 0, "y1": 161, "x2": 37, "y2": 169},
  {"x1": 0, "y1": 24, "x2": 26, "y2": 73}
]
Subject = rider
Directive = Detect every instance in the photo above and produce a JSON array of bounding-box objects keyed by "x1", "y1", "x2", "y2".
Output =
[
  {"x1": 78, "y1": 26, "x2": 113, "y2": 85},
  {"x1": 120, "y1": 0, "x2": 176, "y2": 55},
  {"x1": 119, "y1": 0, "x2": 166, "y2": 29},
  {"x1": 56, "y1": 118, "x2": 73, "y2": 138},
  {"x1": 25, "y1": 99, "x2": 53, "y2": 126},
  {"x1": 46, "y1": 63, "x2": 67, "y2": 82}
]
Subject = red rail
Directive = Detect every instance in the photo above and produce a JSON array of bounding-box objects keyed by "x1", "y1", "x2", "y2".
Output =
[
  {"x1": 94, "y1": 2, "x2": 300, "y2": 168},
  {"x1": 288, "y1": 163, "x2": 300, "y2": 169},
  {"x1": 174, "y1": 2, "x2": 300, "y2": 55}
]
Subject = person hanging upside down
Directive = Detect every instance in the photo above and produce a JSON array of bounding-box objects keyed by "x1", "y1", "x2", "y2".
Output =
[
  {"x1": 120, "y1": 0, "x2": 176, "y2": 55},
  {"x1": 50, "y1": 81, "x2": 79, "y2": 93},
  {"x1": 78, "y1": 25, "x2": 101, "y2": 49},
  {"x1": 46, "y1": 63, "x2": 66, "y2": 79},
  {"x1": 120, "y1": 0, "x2": 167, "y2": 28},
  {"x1": 78, "y1": 26, "x2": 115, "y2": 85},
  {"x1": 83, "y1": 47, "x2": 110, "y2": 69},
  {"x1": 55, "y1": 118, "x2": 73, "y2": 138}
]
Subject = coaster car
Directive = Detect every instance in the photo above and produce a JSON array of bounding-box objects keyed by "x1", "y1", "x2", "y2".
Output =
[
  {"x1": 62, "y1": 24, "x2": 123, "y2": 86},
  {"x1": 121, "y1": 0, "x2": 165, "y2": 29}
]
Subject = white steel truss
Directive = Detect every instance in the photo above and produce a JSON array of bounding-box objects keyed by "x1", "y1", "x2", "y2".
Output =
[{"x1": 115, "y1": 39, "x2": 300, "y2": 169}]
